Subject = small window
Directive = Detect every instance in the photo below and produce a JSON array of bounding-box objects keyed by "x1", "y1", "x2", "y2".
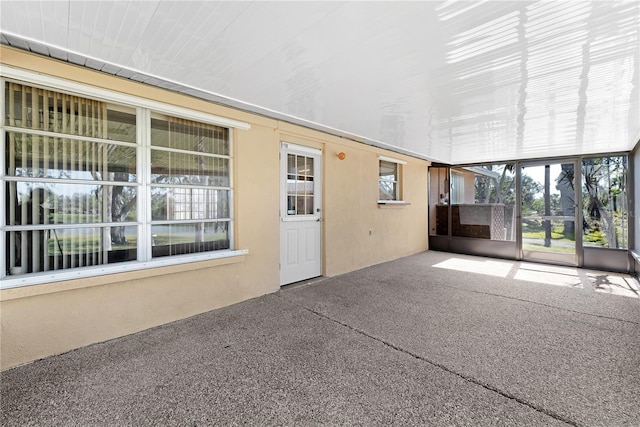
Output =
[
  {"x1": 378, "y1": 156, "x2": 405, "y2": 202},
  {"x1": 450, "y1": 170, "x2": 464, "y2": 204}
]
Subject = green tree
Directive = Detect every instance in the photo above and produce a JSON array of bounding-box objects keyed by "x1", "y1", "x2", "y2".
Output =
[{"x1": 520, "y1": 174, "x2": 542, "y2": 214}]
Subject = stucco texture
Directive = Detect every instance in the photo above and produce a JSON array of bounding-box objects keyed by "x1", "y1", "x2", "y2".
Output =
[{"x1": 0, "y1": 47, "x2": 429, "y2": 370}]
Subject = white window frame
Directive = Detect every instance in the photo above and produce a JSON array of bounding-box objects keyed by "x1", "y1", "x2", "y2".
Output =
[
  {"x1": 0, "y1": 66, "x2": 250, "y2": 289},
  {"x1": 377, "y1": 155, "x2": 407, "y2": 204}
]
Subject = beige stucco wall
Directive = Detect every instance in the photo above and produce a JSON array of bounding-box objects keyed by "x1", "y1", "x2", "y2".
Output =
[
  {"x1": 0, "y1": 47, "x2": 429, "y2": 370},
  {"x1": 276, "y1": 123, "x2": 429, "y2": 277}
]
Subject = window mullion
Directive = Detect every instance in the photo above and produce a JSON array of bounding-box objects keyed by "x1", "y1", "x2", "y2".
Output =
[
  {"x1": 138, "y1": 108, "x2": 151, "y2": 262},
  {"x1": 229, "y1": 129, "x2": 235, "y2": 250},
  {"x1": 0, "y1": 80, "x2": 6, "y2": 278}
]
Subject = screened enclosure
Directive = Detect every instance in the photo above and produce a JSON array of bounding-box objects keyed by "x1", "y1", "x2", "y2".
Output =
[{"x1": 429, "y1": 154, "x2": 631, "y2": 272}]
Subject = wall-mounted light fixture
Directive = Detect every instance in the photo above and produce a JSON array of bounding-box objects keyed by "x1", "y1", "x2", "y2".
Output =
[{"x1": 337, "y1": 152, "x2": 346, "y2": 160}]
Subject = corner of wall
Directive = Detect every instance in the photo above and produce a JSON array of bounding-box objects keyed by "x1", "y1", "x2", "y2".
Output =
[{"x1": 631, "y1": 144, "x2": 640, "y2": 277}]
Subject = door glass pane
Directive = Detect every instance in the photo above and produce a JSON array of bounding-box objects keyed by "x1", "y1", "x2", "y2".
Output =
[
  {"x1": 306, "y1": 156, "x2": 314, "y2": 176},
  {"x1": 521, "y1": 163, "x2": 575, "y2": 257},
  {"x1": 297, "y1": 156, "x2": 306, "y2": 176},
  {"x1": 287, "y1": 154, "x2": 315, "y2": 215},
  {"x1": 288, "y1": 154, "x2": 296, "y2": 175},
  {"x1": 305, "y1": 196, "x2": 314, "y2": 215},
  {"x1": 287, "y1": 195, "x2": 296, "y2": 214}
]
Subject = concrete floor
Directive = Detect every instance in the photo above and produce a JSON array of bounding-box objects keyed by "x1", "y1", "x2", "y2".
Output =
[{"x1": 1, "y1": 251, "x2": 639, "y2": 426}]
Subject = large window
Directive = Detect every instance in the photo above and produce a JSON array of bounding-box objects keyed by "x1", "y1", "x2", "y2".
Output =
[
  {"x1": 582, "y1": 156, "x2": 628, "y2": 249},
  {"x1": 2, "y1": 81, "x2": 235, "y2": 284},
  {"x1": 431, "y1": 165, "x2": 516, "y2": 240}
]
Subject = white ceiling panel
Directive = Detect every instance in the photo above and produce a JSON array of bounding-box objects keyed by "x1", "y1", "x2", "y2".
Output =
[
  {"x1": 67, "y1": 1, "x2": 161, "y2": 65},
  {"x1": 1, "y1": 0, "x2": 638, "y2": 164}
]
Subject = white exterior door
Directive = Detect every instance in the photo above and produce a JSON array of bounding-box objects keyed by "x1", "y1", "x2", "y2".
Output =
[{"x1": 280, "y1": 143, "x2": 322, "y2": 286}]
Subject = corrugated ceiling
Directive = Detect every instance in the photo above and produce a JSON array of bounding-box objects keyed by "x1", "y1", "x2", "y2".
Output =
[{"x1": 1, "y1": 1, "x2": 638, "y2": 164}]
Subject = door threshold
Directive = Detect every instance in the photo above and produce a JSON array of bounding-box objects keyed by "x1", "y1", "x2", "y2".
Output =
[
  {"x1": 281, "y1": 276, "x2": 326, "y2": 290},
  {"x1": 521, "y1": 257, "x2": 576, "y2": 268}
]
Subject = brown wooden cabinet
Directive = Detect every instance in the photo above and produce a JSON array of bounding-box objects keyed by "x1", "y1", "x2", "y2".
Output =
[{"x1": 436, "y1": 204, "x2": 505, "y2": 239}]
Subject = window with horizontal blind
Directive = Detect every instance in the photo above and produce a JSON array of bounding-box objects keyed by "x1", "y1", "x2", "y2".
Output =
[
  {"x1": 378, "y1": 155, "x2": 406, "y2": 202},
  {"x1": 2, "y1": 80, "x2": 237, "y2": 286}
]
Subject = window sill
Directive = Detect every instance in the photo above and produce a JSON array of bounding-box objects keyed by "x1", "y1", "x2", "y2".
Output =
[
  {"x1": 0, "y1": 249, "x2": 248, "y2": 300},
  {"x1": 378, "y1": 201, "x2": 411, "y2": 207}
]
